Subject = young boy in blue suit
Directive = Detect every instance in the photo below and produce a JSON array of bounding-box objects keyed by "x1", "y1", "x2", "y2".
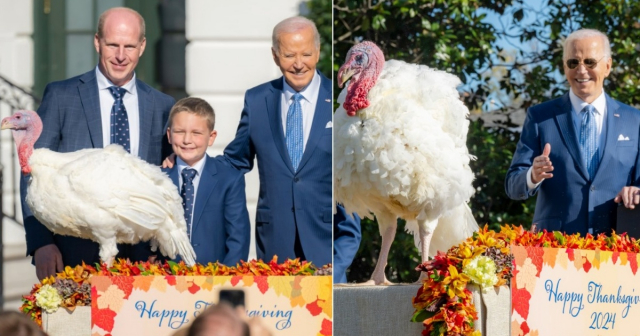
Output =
[{"x1": 163, "y1": 97, "x2": 250, "y2": 265}]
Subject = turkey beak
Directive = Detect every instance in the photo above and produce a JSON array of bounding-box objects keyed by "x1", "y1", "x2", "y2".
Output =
[
  {"x1": 338, "y1": 67, "x2": 355, "y2": 88},
  {"x1": 1, "y1": 118, "x2": 14, "y2": 130}
]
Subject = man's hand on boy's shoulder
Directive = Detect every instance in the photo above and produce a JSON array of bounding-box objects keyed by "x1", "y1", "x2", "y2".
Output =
[{"x1": 162, "y1": 153, "x2": 176, "y2": 168}]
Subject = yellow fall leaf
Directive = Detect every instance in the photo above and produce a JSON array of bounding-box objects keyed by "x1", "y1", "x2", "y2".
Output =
[
  {"x1": 300, "y1": 277, "x2": 321, "y2": 303},
  {"x1": 620, "y1": 252, "x2": 628, "y2": 265},
  {"x1": 242, "y1": 276, "x2": 255, "y2": 287},
  {"x1": 289, "y1": 294, "x2": 306, "y2": 308},
  {"x1": 573, "y1": 250, "x2": 584, "y2": 270},
  {"x1": 96, "y1": 284, "x2": 125, "y2": 312},
  {"x1": 318, "y1": 295, "x2": 332, "y2": 318},
  {"x1": 150, "y1": 276, "x2": 168, "y2": 293},
  {"x1": 212, "y1": 276, "x2": 232, "y2": 287},
  {"x1": 317, "y1": 278, "x2": 332, "y2": 302},
  {"x1": 556, "y1": 249, "x2": 569, "y2": 269},
  {"x1": 192, "y1": 276, "x2": 207, "y2": 287},
  {"x1": 200, "y1": 277, "x2": 215, "y2": 291},
  {"x1": 174, "y1": 277, "x2": 190, "y2": 293},
  {"x1": 268, "y1": 276, "x2": 293, "y2": 298}
]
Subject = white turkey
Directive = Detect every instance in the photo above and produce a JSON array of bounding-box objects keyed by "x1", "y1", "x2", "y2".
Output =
[
  {"x1": 2, "y1": 110, "x2": 196, "y2": 267},
  {"x1": 334, "y1": 41, "x2": 478, "y2": 284}
]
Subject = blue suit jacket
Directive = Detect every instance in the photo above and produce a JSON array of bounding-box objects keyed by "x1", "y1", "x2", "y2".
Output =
[
  {"x1": 21, "y1": 69, "x2": 175, "y2": 267},
  {"x1": 222, "y1": 71, "x2": 332, "y2": 267},
  {"x1": 505, "y1": 93, "x2": 640, "y2": 234},
  {"x1": 333, "y1": 204, "x2": 361, "y2": 284},
  {"x1": 163, "y1": 155, "x2": 250, "y2": 265}
]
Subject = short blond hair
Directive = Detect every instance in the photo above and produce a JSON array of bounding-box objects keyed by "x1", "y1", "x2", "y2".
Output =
[{"x1": 168, "y1": 97, "x2": 215, "y2": 131}]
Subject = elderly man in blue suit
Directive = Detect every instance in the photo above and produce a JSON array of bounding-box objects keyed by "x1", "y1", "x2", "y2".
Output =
[
  {"x1": 21, "y1": 7, "x2": 175, "y2": 280},
  {"x1": 223, "y1": 16, "x2": 332, "y2": 267},
  {"x1": 506, "y1": 29, "x2": 640, "y2": 235}
]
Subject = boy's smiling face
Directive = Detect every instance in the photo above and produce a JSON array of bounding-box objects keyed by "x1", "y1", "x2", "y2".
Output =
[{"x1": 167, "y1": 111, "x2": 216, "y2": 166}]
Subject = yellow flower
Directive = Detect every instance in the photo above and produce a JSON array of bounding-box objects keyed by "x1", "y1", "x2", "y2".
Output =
[
  {"x1": 35, "y1": 285, "x2": 62, "y2": 314},
  {"x1": 462, "y1": 255, "x2": 498, "y2": 289},
  {"x1": 442, "y1": 265, "x2": 470, "y2": 298}
]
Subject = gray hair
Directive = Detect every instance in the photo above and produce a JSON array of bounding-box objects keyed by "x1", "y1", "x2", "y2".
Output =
[
  {"x1": 272, "y1": 16, "x2": 320, "y2": 53},
  {"x1": 563, "y1": 29, "x2": 611, "y2": 60}
]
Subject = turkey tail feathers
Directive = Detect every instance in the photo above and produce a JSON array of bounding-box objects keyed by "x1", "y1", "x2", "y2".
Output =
[
  {"x1": 171, "y1": 229, "x2": 197, "y2": 266},
  {"x1": 427, "y1": 203, "x2": 479, "y2": 257}
]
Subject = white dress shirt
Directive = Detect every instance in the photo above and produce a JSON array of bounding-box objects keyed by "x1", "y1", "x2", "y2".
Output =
[
  {"x1": 96, "y1": 66, "x2": 141, "y2": 156},
  {"x1": 280, "y1": 71, "x2": 321, "y2": 150},
  {"x1": 527, "y1": 89, "x2": 607, "y2": 190},
  {"x1": 177, "y1": 155, "x2": 207, "y2": 240}
]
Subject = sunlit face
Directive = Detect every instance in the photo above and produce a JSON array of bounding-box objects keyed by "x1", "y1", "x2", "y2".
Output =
[
  {"x1": 272, "y1": 26, "x2": 320, "y2": 92},
  {"x1": 563, "y1": 36, "x2": 612, "y2": 103},
  {"x1": 167, "y1": 112, "x2": 216, "y2": 167},
  {"x1": 94, "y1": 11, "x2": 146, "y2": 86}
]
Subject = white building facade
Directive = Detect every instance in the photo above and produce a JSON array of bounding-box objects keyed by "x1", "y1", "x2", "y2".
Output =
[{"x1": 0, "y1": 0, "x2": 305, "y2": 310}]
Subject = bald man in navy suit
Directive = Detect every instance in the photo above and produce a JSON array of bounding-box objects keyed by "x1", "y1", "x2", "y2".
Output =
[{"x1": 22, "y1": 7, "x2": 174, "y2": 280}]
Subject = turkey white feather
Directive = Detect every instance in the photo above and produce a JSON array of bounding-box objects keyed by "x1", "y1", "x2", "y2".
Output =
[
  {"x1": 335, "y1": 41, "x2": 478, "y2": 284},
  {"x1": 2, "y1": 110, "x2": 196, "y2": 267}
]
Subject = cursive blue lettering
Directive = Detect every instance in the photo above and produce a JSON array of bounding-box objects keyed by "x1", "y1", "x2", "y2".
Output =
[
  {"x1": 246, "y1": 305, "x2": 293, "y2": 330},
  {"x1": 135, "y1": 300, "x2": 189, "y2": 329},
  {"x1": 545, "y1": 278, "x2": 584, "y2": 317}
]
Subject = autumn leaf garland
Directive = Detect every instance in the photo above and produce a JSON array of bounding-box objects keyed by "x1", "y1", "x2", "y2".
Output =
[
  {"x1": 21, "y1": 257, "x2": 324, "y2": 327},
  {"x1": 411, "y1": 225, "x2": 640, "y2": 336}
]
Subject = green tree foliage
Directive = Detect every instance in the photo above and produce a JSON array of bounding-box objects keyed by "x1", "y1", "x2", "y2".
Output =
[
  {"x1": 305, "y1": 0, "x2": 332, "y2": 77},
  {"x1": 333, "y1": 0, "x2": 640, "y2": 283}
]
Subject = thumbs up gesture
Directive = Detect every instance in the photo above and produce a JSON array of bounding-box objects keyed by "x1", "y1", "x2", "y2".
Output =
[{"x1": 531, "y1": 143, "x2": 553, "y2": 184}]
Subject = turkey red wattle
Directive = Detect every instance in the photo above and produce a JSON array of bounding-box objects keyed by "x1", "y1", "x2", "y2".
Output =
[
  {"x1": 1, "y1": 110, "x2": 42, "y2": 175},
  {"x1": 338, "y1": 41, "x2": 385, "y2": 116}
]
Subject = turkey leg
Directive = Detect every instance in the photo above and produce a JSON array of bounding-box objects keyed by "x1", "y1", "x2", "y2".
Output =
[
  {"x1": 416, "y1": 218, "x2": 438, "y2": 282},
  {"x1": 362, "y1": 211, "x2": 397, "y2": 285}
]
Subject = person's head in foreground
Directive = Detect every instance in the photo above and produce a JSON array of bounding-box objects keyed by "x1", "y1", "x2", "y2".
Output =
[
  {"x1": 0, "y1": 311, "x2": 47, "y2": 336},
  {"x1": 187, "y1": 302, "x2": 249, "y2": 336}
]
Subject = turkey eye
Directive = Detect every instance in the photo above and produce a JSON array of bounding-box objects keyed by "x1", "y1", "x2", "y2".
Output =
[{"x1": 355, "y1": 55, "x2": 363, "y2": 63}]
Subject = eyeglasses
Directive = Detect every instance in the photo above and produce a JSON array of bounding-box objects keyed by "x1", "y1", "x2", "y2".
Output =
[{"x1": 565, "y1": 56, "x2": 606, "y2": 69}]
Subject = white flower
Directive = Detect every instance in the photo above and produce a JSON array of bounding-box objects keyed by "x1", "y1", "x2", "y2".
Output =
[
  {"x1": 35, "y1": 284, "x2": 62, "y2": 313},
  {"x1": 463, "y1": 255, "x2": 499, "y2": 289}
]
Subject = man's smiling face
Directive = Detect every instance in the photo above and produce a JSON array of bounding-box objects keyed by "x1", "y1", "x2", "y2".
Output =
[
  {"x1": 564, "y1": 35, "x2": 612, "y2": 104},
  {"x1": 272, "y1": 26, "x2": 319, "y2": 92}
]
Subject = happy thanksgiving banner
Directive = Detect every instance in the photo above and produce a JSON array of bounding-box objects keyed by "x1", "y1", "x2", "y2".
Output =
[
  {"x1": 511, "y1": 246, "x2": 640, "y2": 336},
  {"x1": 90, "y1": 276, "x2": 332, "y2": 336}
]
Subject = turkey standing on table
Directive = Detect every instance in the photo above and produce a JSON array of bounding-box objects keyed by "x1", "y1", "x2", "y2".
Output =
[
  {"x1": 2, "y1": 110, "x2": 196, "y2": 267},
  {"x1": 334, "y1": 41, "x2": 478, "y2": 285}
]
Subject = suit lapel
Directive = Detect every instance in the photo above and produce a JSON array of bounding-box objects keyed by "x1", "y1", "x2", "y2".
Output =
[
  {"x1": 166, "y1": 165, "x2": 179, "y2": 187},
  {"x1": 192, "y1": 157, "x2": 218, "y2": 233},
  {"x1": 297, "y1": 73, "x2": 331, "y2": 172},
  {"x1": 555, "y1": 93, "x2": 589, "y2": 180},
  {"x1": 594, "y1": 94, "x2": 620, "y2": 180},
  {"x1": 267, "y1": 78, "x2": 295, "y2": 174},
  {"x1": 137, "y1": 80, "x2": 153, "y2": 161},
  {"x1": 78, "y1": 71, "x2": 103, "y2": 148}
]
